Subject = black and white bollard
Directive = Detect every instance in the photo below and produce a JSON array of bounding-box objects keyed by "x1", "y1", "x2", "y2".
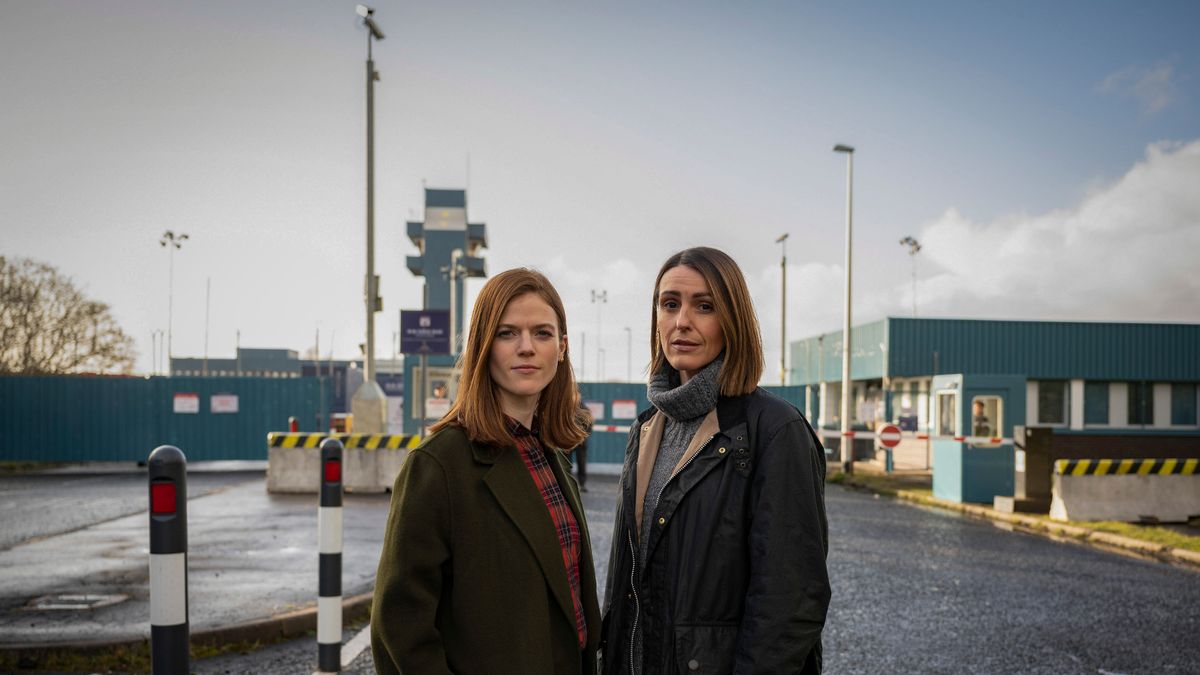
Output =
[
  {"x1": 317, "y1": 438, "x2": 344, "y2": 672},
  {"x1": 148, "y1": 445, "x2": 189, "y2": 674}
]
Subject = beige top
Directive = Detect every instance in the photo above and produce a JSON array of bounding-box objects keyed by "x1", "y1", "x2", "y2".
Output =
[{"x1": 633, "y1": 408, "x2": 721, "y2": 538}]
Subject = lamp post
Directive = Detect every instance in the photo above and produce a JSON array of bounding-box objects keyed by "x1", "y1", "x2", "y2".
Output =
[
  {"x1": 591, "y1": 289, "x2": 607, "y2": 381},
  {"x1": 623, "y1": 326, "x2": 632, "y2": 383},
  {"x1": 350, "y1": 4, "x2": 388, "y2": 433},
  {"x1": 776, "y1": 233, "x2": 789, "y2": 385},
  {"x1": 834, "y1": 143, "x2": 855, "y2": 474},
  {"x1": 159, "y1": 230, "x2": 188, "y2": 375},
  {"x1": 899, "y1": 236, "x2": 921, "y2": 318}
]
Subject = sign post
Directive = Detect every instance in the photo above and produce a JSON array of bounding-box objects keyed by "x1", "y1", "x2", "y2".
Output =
[
  {"x1": 878, "y1": 424, "x2": 902, "y2": 474},
  {"x1": 401, "y1": 310, "x2": 451, "y2": 436}
]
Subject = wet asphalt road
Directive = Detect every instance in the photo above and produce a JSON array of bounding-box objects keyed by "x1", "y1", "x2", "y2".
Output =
[
  {"x1": 197, "y1": 475, "x2": 1200, "y2": 674},
  {"x1": 0, "y1": 468, "x2": 261, "y2": 551}
]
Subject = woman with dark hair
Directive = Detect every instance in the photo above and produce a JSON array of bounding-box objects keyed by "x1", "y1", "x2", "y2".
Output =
[
  {"x1": 601, "y1": 247, "x2": 830, "y2": 674},
  {"x1": 372, "y1": 268, "x2": 600, "y2": 674}
]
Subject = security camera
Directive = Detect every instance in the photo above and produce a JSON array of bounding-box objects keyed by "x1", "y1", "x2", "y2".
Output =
[{"x1": 356, "y1": 4, "x2": 374, "y2": 18}]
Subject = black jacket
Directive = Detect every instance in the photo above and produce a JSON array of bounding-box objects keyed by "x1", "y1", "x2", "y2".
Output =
[{"x1": 600, "y1": 388, "x2": 830, "y2": 674}]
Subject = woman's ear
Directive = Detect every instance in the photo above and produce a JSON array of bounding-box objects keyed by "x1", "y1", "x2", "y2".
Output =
[{"x1": 559, "y1": 335, "x2": 568, "y2": 362}]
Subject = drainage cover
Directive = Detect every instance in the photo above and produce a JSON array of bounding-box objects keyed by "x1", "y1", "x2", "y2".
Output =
[{"x1": 26, "y1": 594, "x2": 129, "y2": 610}]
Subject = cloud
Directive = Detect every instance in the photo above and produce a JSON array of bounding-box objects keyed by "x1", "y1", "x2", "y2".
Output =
[
  {"x1": 907, "y1": 139, "x2": 1200, "y2": 323},
  {"x1": 1099, "y1": 61, "x2": 1178, "y2": 114}
]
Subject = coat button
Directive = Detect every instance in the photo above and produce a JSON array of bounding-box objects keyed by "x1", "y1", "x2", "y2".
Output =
[
  {"x1": 658, "y1": 516, "x2": 666, "y2": 525},
  {"x1": 717, "y1": 447, "x2": 727, "y2": 454},
  {"x1": 736, "y1": 448, "x2": 747, "y2": 456},
  {"x1": 688, "y1": 659, "x2": 700, "y2": 671},
  {"x1": 736, "y1": 435, "x2": 743, "y2": 441}
]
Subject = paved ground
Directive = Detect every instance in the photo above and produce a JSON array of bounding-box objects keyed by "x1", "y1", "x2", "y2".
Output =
[
  {"x1": 4, "y1": 466, "x2": 1198, "y2": 673},
  {"x1": 0, "y1": 468, "x2": 390, "y2": 646}
]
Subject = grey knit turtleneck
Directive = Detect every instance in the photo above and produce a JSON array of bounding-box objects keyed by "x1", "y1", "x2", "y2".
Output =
[{"x1": 638, "y1": 354, "x2": 723, "y2": 564}]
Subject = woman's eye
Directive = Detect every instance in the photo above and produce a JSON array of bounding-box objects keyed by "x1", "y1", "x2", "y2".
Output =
[
  {"x1": 536, "y1": 329, "x2": 554, "y2": 338},
  {"x1": 660, "y1": 299, "x2": 678, "y2": 310},
  {"x1": 699, "y1": 303, "x2": 714, "y2": 312},
  {"x1": 496, "y1": 329, "x2": 515, "y2": 338}
]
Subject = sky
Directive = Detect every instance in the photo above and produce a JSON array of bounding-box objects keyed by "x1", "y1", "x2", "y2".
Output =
[{"x1": 2, "y1": 0, "x2": 1198, "y2": 382}]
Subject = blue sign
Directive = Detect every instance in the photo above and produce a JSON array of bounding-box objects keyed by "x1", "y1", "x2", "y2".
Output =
[{"x1": 401, "y1": 310, "x2": 451, "y2": 354}]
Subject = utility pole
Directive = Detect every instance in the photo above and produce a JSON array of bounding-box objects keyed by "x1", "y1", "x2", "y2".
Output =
[
  {"x1": 776, "y1": 233, "x2": 789, "y2": 385},
  {"x1": 834, "y1": 143, "x2": 855, "y2": 474},
  {"x1": 350, "y1": 5, "x2": 388, "y2": 433},
  {"x1": 899, "y1": 236, "x2": 922, "y2": 318},
  {"x1": 591, "y1": 290, "x2": 607, "y2": 381},
  {"x1": 159, "y1": 230, "x2": 188, "y2": 374}
]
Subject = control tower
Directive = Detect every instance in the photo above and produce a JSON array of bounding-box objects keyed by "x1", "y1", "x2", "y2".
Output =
[{"x1": 402, "y1": 188, "x2": 487, "y2": 433}]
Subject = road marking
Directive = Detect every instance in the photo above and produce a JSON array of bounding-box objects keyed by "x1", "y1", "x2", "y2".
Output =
[
  {"x1": 342, "y1": 623, "x2": 374, "y2": 668},
  {"x1": 311, "y1": 622, "x2": 372, "y2": 674}
]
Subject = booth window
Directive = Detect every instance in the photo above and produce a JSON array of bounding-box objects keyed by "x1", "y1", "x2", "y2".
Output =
[
  {"x1": 937, "y1": 392, "x2": 958, "y2": 437},
  {"x1": 1172, "y1": 383, "x2": 1197, "y2": 425},
  {"x1": 970, "y1": 396, "x2": 1002, "y2": 439},
  {"x1": 1084, "y1": 382, "x2": 1109, "y2": 425},
  {"x1": 1128, "y1": 382, "x2": 1154, "y2": 426},
  {"x1": 1037, "y1": 380, "x2": 1068, "y2": 424}
]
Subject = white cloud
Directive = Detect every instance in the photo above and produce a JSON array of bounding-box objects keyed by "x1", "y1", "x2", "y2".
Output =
[
  {"x1": 1099, "y1": 61, "x2": 1178, "y2": 114},
  {"x1": 907, "y1": 139, "x2": 1200, "y2": 322}
]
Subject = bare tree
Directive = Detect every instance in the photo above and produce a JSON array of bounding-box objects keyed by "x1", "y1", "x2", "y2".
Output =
[{"x1": 0, "y1": 256, "x2": 136, "y2": 375}]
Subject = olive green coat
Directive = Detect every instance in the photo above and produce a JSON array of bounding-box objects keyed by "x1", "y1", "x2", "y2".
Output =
[{"x1": 371, "y1": 425, "x2": 601, "y2": 674}]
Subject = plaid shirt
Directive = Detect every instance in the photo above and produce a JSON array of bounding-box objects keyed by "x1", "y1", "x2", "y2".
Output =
[{"x1": 508, "y1": 416, "x2": 587, "y2": 648}]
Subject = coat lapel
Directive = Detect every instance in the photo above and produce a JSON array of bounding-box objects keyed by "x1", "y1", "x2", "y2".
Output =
[{"x1": 480, "y1": 442, "x2": 577, "y2": 632}]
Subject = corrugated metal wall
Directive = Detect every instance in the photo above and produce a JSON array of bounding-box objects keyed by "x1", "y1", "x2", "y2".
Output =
[
  {"x1": 788, "y1": 319, "x2": 887, "y2": 385},
  {"x1": 0, "y1": 376, "x2": 328, "y2": 462},
  {"x1": 887, "y1": 318, "x2": 1200, "y2": 380},
  {"x1": 580, "y1": 383, "x2": 809, "y2": 464},
  {"x1": 788, "y1": 318, "x2": 1200, "y2": 384}
]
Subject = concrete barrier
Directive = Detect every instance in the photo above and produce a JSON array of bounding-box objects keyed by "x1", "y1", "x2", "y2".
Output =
[
  {"x1": 1050, "y1": 458, "x2": 1200, "y2": 523},
  {"x1": 266, "y1": 433, "x2": 420, "y2": 493}
]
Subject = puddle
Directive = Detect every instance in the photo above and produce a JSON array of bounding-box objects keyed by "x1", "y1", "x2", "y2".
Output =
[{"x1": 25, "y1": 593, "x2": 129, "y2": 610}]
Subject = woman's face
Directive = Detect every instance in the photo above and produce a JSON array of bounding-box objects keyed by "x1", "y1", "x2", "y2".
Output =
[
  {"x1": 656, "y1": 265, "x2": 725, "y2": 383},
  {"x1": 489, "y1": 292, "x2": 566, "y2": 413}
]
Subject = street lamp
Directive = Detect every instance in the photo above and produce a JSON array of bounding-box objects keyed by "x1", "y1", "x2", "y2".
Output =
[
  {"x1": 899, "y1": 236, "x2": 921, "y2": 318},
  {"x1": 351, "y1": 4, "x2": 388, "y2": 434},
  {"x1": 591, "y1": 289, "x2": 607, "y2": 381},
  {"x1": 159, "y1": 230, "x2": 188, "y2": 374},
  {"x1": 833, "y1": 143, "x2": 855, "y2": 473},
  {"x1": 623, "y1": 326, "x2": 632, "y2": 383},
  {"x1": 775, "y1": 233, "x2": 789, "y2": 386}
]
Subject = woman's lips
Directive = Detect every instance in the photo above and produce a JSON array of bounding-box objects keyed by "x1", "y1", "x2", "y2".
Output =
[
  {"x1": 513, "y1": 365, "x2": 540, "y2": 373},
  {"x1": 671, "y1": 340, "x2": 700, "y2": 352}
]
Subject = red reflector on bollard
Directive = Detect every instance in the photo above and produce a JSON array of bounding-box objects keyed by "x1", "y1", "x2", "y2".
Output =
[
  {"x1": 151, "y1": 483, "x2": 176, "y2": 514},
  {"x1": 324, "y1": 460, "x2": 341, "y2": 483}
]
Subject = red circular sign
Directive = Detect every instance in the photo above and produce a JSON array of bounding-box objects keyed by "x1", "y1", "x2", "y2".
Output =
[{"x1": 878, "y1": 424, "x2": 902, "y2": 448}]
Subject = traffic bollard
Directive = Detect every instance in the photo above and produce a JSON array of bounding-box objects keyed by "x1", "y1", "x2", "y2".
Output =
[
  {"x1": 148, "y1": 445, "x2": 189, "y2": 674},
  {"x1": 289, "y1": 416, "x2": 299, "y2": 432},
  {"x1": 317, "y1": 438, "x2": 344, "y2": 672}
]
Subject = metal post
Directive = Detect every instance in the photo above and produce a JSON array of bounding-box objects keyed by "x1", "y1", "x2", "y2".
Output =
[
  {"x1": 834, "y1": 144, "x2": 855, "y2": 474},
  {"x1": 624, "y1": 327, "x2": 632, "y2": 383},
  {"x1": 449, "y1": 248, "x2": 463, "y2": 357},
  {"x1": 591, "y1": 290, "x2": 607, "y2": 381},
  {"x1": 318, "y1": 439, "x2": 344, "y2": 672},
  {"x1": 365, "y1": 52, "x2": 378, "y2": 386},
  {"x1": 776, "y1": 233, "x2": 789, "y2": 385},
  {"x1": 148, "y1": 445, "x2": 188, "y2": 675}
]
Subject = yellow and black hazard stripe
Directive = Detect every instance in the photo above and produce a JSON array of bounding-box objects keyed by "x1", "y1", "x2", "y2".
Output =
[
  {"x1": 267, "y1": 433, "x2": 422, "y2": 450},
  {"x1": 1054, "y1": 458, "x2": 1199, "y2": 476}
]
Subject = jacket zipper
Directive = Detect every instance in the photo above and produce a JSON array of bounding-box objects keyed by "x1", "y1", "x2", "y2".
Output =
[
  {"x1": 626, "y1": 529, "x2": 639, "y2": 675},
  {"x1": 630, "y1": 432, "x2": 716, "y2": 674}
]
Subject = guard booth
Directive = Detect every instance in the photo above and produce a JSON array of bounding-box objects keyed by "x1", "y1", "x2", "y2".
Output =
[{"x1": 931, "y1": 374, "x2": 1027, "y2": 503}]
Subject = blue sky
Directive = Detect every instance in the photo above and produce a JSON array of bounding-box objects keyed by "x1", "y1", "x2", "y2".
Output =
[{"x1": 2, "y1": 1, "x2": 1198, "y2": 380}]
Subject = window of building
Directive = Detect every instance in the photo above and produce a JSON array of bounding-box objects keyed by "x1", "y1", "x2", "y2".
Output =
[
  {"x1": 970, "y1": 396, "x2": 1002, "y2": 442},
  {"x1": 1037, "y1": 380, "x2": 1069, "y2": 425},
  {"x1": 1172, "y1": 383, "x2": 1197, "y2": 425},
  {"x1": 937, "y1": 392, "x2": 958, "y2": 437},
  {"x1": 1127, "y1": 382, "x2": 1154, "y2": 425},
  {"x1": 1084, "y1": 382, "x2": 1109, "y2": 425}
]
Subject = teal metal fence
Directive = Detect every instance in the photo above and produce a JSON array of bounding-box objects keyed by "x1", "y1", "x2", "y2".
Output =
[
  {"x1": 0, "y1": 376, "x2": 329, "y2": 462},
  {"x1": 580, "y1": 384, "x2": 809, "y2": 464}
]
